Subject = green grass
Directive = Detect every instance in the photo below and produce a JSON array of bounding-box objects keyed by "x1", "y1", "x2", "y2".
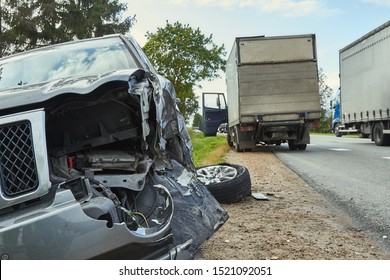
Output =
[
  {"x1": 188, "y1": 129, "x2": 230, "y2": 167},
  {"x1": 188, "y1": 130, "x2": 358, "y2": 167}
]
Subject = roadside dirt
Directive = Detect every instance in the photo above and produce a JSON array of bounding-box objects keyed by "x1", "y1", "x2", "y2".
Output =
[{"x1": 199, "y1": 148, "x2": 390, "y2": 260}]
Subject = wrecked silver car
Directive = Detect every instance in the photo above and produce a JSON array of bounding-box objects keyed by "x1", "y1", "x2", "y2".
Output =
[{"x1": 0, "y1": 34, "x2": 228, "y2": 259}]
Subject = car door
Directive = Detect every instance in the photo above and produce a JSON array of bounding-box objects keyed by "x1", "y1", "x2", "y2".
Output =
[{"x1": 202, "y1": 92, "x2": 228, "y2": 136}]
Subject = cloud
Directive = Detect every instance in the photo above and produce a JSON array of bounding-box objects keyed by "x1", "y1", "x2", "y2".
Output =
[
  {"x1": 168, "y1": 0, "x2": 337, "y2": 17},
  {"x1": 362, "y1": 0, "x2": 390, "y2": 6},
  {"x1": 241, "y1": 0, "x2": 324, "y2": 17}
]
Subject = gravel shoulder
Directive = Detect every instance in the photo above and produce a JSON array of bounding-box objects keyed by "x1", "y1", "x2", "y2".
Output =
[{"x1": 199, "y1": 148, "x2": 390, "y2": 260}]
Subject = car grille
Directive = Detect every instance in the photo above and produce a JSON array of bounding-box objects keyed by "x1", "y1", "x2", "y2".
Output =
[{"x1": 0, "y1": 121, "x2": 39, "y2": 197}]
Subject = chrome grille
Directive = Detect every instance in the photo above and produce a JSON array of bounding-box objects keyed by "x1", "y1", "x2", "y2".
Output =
[{"x1": 0, "y1": 121, "x2": 39, "y2": 197}]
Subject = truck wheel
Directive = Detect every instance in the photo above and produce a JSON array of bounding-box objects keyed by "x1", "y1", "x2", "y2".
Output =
[
  {"x1": 373, "y1": 122, "x2": 390, "y2": 146},
  {"x1": 335, "y1": 125, "x2": 342, "y2": 137},
  {"x1": 233, "y1": 126, "x2": 244, "y2": 152},
  {"x1": 227, "y1": 131, "x2": 233, "y2": 147},
  {"x1": 235, "y1": 143, "x2": 243, "y2": 152},
  {"x1": 298, "y1": 144, "x2": 307, "y2": 150},
  {"x1": 288, "y1": 141, "x2": 306, "y2": 151},
  {"x1": 196, "y1": 163, "x2": 251, "y2": 204},
  {"x1": 288, "y1": 141, "x2": 296, "y2": 150}
]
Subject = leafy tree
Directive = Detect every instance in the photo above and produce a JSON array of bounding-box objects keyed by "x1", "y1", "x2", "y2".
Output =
[
  {"x1": 0, "y1": 0, "x2": 40, "y2": 55},
  {"x1": 0, "y1": 0, "x2": 135, "y2": 57},
  {"x1": 312, "y1": 68, "x2": 334, "y2": 133},
  {"x1": 192, "y1": 112, "x2": 202, "y2": 128},
  {"x1": 318, "y1": 68, "x2": 333, "y2": 109},
  {"x1": 62, "y1": 0, "x2": 134, "y2": 39},
  {"x1": 143, "y1": 21, "x2": 226, "y2": 121}
]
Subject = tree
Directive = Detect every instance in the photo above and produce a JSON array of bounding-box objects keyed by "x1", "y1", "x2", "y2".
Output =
[
  {"x1": 62, "y1": 0, "x2": 134, "y2": 39},
  {"x1": 192, "y1": 112, "x2": 202, "y2": 129},
  {"x1": 0, "y1": 0, "x2": 135, "y2": 57},
  {"x1": 318, "y1": 68, "x2": 333, "y2": 110},
  {"x1": 143, "y1": 21, "x2": 226, "y2": 121},
  {"x1": 313, "y1": 68, "x2": 334, "y2": 132}
]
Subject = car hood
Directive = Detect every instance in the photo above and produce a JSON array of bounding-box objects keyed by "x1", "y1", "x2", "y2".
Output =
[
  {"x1": 0, "y1": 68, "x2": 144, "y2": 111},
  {"x1": 0, "y1": 67, "x2": 195, "y2": 171}
]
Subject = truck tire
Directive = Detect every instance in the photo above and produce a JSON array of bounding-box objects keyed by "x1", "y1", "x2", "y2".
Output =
[
  {"x1": 235, "y1": 143, "x2": 243, "y2": 152},
  {"x1": 233, "y1": 126, "x2": 244, "y2": 152},
  {"x1": 335, "y1": 124, "x2": 342, "y2": 137},
  {"x1": 196, "y1": 163, "x2": 252, "y2": 204},
  {"x1": 227, "y1": 131, "x2": 233, "y2": 147},
  {"x1": 288, "y1": 141, "x2": 307, "y2": 151},
  {"x1": 373, "y1": 122, "x2": 390, "y2": 146},
  {"x1": 298, "y1": 144, "x2": 307, "y2": 150}
]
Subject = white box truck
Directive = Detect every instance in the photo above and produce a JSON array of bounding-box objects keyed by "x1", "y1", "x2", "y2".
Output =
[
  {"x1": 335, "y1": 20, "x2": 390, "y2": 146},
  {"x1": 202, "y1": 34, "x2": 321, "y2": 151}
]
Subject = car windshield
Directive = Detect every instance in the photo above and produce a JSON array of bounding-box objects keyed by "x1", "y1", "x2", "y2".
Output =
[{"x1": 0, "y1": 37, "x2": 138, "y2": 91}]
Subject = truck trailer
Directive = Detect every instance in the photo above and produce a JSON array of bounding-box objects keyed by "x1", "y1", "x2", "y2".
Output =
[
  {"x1": 336, "y1": 20, "x2": 390, "y2": 146},
  {"x1": 204, "y1": 34, "x2": 321, "y2": 151}
]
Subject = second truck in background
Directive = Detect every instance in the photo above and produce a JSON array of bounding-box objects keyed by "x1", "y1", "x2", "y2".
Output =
[
  {"x1": 334, "y1": 20, "x2": 390, "y2": 146},
  {"x1": 225, "y1": 34, "x2": 321, "y2": 151}
]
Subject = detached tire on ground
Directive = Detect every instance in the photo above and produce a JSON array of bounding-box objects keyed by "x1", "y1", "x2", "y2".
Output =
[{"x1": 196, "y1": 163, "x2": 251, "y2": 204}]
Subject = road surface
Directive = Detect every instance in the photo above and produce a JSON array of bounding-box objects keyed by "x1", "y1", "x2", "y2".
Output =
[{"x1": 270, "y1": 135, "x2": 390, "y2": 252}]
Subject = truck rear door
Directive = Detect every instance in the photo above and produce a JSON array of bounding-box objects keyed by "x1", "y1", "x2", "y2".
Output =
[{"x1": 202, "y1": 92, "x2": 228, "y2": 136}]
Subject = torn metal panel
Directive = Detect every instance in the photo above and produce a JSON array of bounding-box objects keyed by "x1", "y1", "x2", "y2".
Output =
[{"x1": 252, "y1": 192, "x2": 269, "y2": 200}]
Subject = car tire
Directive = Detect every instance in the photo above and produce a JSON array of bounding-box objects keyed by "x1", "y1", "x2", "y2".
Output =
[
  {"x1": 203, "y1": 131, "x2": 217, "y2": 137},
  {"x1": 196, "y1": 163, "x2": 251, "y2": 204}
]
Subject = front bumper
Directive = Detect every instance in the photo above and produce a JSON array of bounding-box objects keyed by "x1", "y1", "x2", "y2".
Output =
[{"x1": 0, "y1": 187, "x2": 173, "y2": 260}]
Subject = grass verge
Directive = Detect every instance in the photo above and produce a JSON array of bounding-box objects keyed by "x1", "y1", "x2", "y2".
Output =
[{"x1": 188, "y1": 129, "x2": 230, "y2": 167}]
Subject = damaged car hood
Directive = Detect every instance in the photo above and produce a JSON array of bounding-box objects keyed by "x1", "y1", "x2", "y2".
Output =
[{"x1": 0, "y1": 69, "x2": 145, "y2": 110}]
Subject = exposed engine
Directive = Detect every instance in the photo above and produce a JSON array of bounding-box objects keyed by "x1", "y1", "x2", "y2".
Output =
[{"x1": 45, "y1": 85, "x2": 171, "y2": 232}]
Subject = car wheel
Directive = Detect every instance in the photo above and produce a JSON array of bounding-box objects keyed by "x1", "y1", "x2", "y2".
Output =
[
  {"x1": 203, "y1": 131, "x2": 217, "y2": 137},
  {"x1": 196, "y1": 163, "x2": 251, "y2": 204}
]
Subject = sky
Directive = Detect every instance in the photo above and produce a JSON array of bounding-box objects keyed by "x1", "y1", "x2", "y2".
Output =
[{"x1": 123, "y1": 0, "x2": 390, "y2": 101}]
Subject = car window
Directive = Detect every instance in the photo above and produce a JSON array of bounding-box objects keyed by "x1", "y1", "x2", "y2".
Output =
[
  {"x1": 0, "y1": 37, "x2": 138, "y2": 90},
  {"x1": 203, "y1": 93, "x2": 227, "y2": 109}
]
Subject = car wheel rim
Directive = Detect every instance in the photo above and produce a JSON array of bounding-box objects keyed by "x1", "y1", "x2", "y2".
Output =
[{"x1": 196, "y1": 165, "x2": 238, "y2": 185}]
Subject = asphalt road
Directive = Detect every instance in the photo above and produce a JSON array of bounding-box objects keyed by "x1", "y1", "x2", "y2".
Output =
[{"x1": 266, "y1": 135, "x2": 390, "y2": 252}]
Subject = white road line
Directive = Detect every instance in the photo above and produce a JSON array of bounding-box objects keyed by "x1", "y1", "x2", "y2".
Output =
[
  {"x1": 329, "y1": 148, "x2": 351, "y2": 151},
  {"x1": 382, "y1": 157, "x2": 390, "y2": 160}
]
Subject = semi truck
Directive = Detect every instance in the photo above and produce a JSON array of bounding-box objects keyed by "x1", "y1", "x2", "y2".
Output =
[
  {"x1": 203, "y1": 34, "x2": 321, "y2": 151},
  {"x1": 334, "y1": 20, "x2": 390, "y2": 146}
]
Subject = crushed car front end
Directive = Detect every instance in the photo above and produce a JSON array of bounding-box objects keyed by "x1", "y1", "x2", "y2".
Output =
[{"x1": 0, "y1": 35, "x2": 228, "y2": 260}]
